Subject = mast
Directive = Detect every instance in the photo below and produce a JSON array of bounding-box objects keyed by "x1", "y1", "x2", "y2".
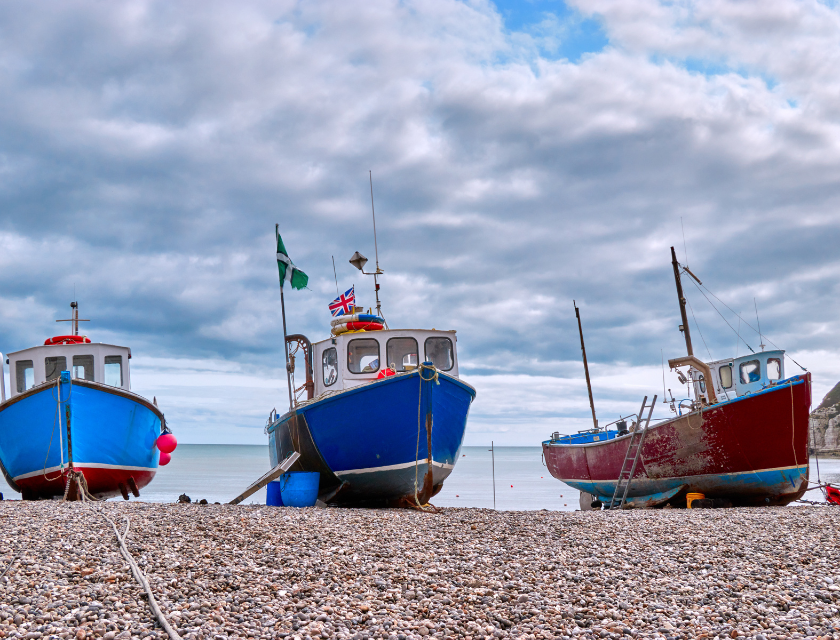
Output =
[
  {"x1": 670, "y1": 246, "x2": 693, "y2": 357},
  {"x1": 277, "y1": 224, "x2": 294, "y2": 412},
  {"x1": 574, "y1": 301, "x2": 598, "y2": 431},
  {"x1": 369, "y1": 171, "x2": 383, "y2": 319},
  {"x1": 56, "y1": 301, "x2": 89, "y2": 335}
]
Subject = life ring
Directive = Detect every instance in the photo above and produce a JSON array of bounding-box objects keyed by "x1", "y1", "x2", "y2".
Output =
[
  {"x1": 330, "y1": 313, "x2": 384, "y2": 327},
  {"x1": 44, "y1": 335, "x2": 91, "y2": 345},
  {"x1": 331, "y1": 322, "x2": 385, "y2": 335}
]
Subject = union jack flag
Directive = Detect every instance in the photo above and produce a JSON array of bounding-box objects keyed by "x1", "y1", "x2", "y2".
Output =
[{"x1": 329, "y1": 286, "x2": 355, "y2": 316}]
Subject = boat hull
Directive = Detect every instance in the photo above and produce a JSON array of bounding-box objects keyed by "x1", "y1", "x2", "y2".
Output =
[
  {"x1": 543, "y1": 374, "x2": 811, "y2": 507},
  {"x1": 268, "y1": 369, "x2": 475, "y2": 506},
  {"x1": 0, "y1": 379, "x2": 162, "y2": 500}
]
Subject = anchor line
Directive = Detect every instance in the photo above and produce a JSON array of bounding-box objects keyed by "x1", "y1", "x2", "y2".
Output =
[
  {"x1": 413, "y1": 364, "x2": 439, "y2": 511},
  {"x1": 0, "y1": 547, "x2": 23, "y2": 580},
  {"x1": 43, "y1": 378, "x2": 67, "y2": 483}
]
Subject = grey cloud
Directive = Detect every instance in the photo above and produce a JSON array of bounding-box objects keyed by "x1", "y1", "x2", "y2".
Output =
[{"x1": 0, "y1": 0, "x2": 838, "y2": 444}]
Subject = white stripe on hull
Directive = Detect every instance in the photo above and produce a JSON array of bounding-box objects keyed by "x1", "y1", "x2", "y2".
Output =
[
  {"x1": 14, "y1": 462, "x2": 156, "y2": 481},
  {"x1": 335, "y1": 460, "x2": 455, "y2": 477}
]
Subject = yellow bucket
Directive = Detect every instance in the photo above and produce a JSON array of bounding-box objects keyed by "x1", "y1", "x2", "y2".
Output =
[{"x1": 686, "y1": 492, "x2": 705, "y2": 509}]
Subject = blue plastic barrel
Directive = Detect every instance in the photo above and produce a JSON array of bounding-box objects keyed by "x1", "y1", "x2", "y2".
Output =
[
  {"x1": 266, "y1": 481, "x2": 284, "y2": 506},
  {"x1": 268, "y1": 471, "x2": 320, "y2": 507}
]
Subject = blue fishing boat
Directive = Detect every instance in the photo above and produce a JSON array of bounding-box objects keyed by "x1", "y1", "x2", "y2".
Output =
[
  {"x1": 266, "y1": 322, "x2": 476, "y2": 507},
  {"x1": 0, "y1": 302, "x2": 174, "y2": 500}
]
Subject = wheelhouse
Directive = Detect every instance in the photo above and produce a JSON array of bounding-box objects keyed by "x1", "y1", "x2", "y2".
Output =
[
  {"x1": 691, "y1": 349, "x2": 785, "y2": 403},
  {"x1": 312, "y1": 329, "x2": 459, "y2": 396},
  {"x1": 5, "y1": 342, "x2": 132, "y2": 398}
]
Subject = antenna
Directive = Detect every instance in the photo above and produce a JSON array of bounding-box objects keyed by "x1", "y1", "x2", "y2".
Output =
[
  {"x1": 331, "y1": 256, "x2": 339, "y2": 296},
  {"x1": 681, "y1": 217, "x2": 689, "y2": 267},
  {"x1": 661, "y1": 349, "x2": 667, "y2": 404},
  {"x1": 56, "y1": 301, "x2": 89, "y2": 336},
  {"x1": 355, "y1": 170, "x2": 383, "y2": 320},
  {"x1": 369, "y1": 171, "x2": 380, "y2": 270},
  {"x1": 754, "y1": 298, "x2": 765, "y2": 351}
]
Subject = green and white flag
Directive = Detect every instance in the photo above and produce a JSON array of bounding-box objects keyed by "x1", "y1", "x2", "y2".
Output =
[{"x1": 276, "y1": 235, "x2": 308, "y2": 290}]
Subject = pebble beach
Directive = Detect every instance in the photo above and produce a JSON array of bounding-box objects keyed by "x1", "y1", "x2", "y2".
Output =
[{"x1": 1, "y1": 502, "x2": 839, "y2": 640}]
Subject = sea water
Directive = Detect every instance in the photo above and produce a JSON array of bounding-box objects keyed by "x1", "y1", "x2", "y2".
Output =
[{"x1": 0, "y1": 446, "x2": 836, "y2": 510}]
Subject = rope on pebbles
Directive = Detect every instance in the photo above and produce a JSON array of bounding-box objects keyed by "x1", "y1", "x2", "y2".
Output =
[{"x1": 66, "y1": 471, "x2": 183, "y2": 640}]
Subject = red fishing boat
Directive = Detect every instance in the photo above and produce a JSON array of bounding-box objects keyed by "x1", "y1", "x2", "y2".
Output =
[{"x1": 542, "y1": 248, "x2": 811, "y2": 508}]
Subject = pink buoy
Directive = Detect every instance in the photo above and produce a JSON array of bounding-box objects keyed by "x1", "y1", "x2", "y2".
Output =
[
  {"x1": 159, "y1": 451, "x2": 172, "y2": 466},
  {"x1": 156, "y1": 432, "x2": 178, "y2": 454}
]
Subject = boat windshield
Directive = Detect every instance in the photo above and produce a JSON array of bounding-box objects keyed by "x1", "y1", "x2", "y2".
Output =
[
  {"x1": 387, "y1": 337, "x2": 419, "y2": 372},
  {"x1": 104, "y1": 355, "x2": 123, "y2": 387},
  {"x1": 424, "y1": 337, "x2": 453, "y2": 371},
  {"x1": 322, "y1": 347, "x2": 338, "y2": 386},
  {"x1": 739, "y1": 360, "x2": 761, "y2": 384},
  {"x1": 45, "y1": 356, "x2": 66, "y2": 382},
  {"x1": 348, "y1": 338, "x2": 380, "y2": 374},
  {"x1": 16, "y1": 360, "x2": 33, "y2": 392},
  {"x1": 73, "y1": 355, "x2": 94, "y2": 381},
  {"x1": 719, "y1": 364, "x2": 733, "y2": 389}
]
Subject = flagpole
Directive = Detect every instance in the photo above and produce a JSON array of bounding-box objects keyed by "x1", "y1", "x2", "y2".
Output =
[{"x1": 277, "y1": 224, "x2": 294, "y2": 412}]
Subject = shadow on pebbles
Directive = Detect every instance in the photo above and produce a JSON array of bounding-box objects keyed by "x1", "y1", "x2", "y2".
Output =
[{"x1": 0, "y1": 502, "x2": 839, "y2": 640}]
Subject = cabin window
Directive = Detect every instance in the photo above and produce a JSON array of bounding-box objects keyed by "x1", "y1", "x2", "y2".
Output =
[
  {"x1": 698, "y1": 373, "x2": 706, "y2": 393},
  {"x1": 45, "y1": 356, "x2": 67, "y2": 382},
  {"x1": 322, "y1": 347, "x2": 338, "y2": 387},
  {"x1": 16, "y1": 360, "x2": 33, "y2": 393},
  {"x1": 739, "y1": 360, "x2": 761, "y2": 384},
  {"x1": 104, "y1": 356, "x2": 123, "y2": 387},
  {"x1": 72, "y1": 355, "x2": 94, "y2": 381},
  {"x1": 767, "y1": 358, "x2": 782, "y2": 381},
  {"x1": 347, "y1": 339, "x2": 380, "y2": 374},
  {"x1": 424, "y1": 337, "x2": 454, "y2": 371},
  {"x1": 386, "y1": 337, "x2": 419, "y2": 372},
  {"x1": 719, "y1": 364, "x2": 733, "y2": 389}
]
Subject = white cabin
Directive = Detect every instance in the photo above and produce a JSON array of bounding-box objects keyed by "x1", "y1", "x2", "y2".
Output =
[
  {"x1": 691, "y1": 349, "x2": 785, "y2": 403},
  {"x1": 310, "y1": 328, "x2": 459, "y2": 396},
  {"x1": 5, "y1": 341, "x2": 131, "y2": 398}
]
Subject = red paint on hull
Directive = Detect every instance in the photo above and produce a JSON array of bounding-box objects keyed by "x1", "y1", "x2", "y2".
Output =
[
  {"x1": 16, "y1": 466, "x2": 156, "y2": 500},
  {"x1": 543, "y1": 375, "x2": 812, "y2": 506}
]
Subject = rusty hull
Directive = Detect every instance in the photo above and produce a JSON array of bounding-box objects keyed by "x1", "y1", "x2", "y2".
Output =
[{"x1": 544, "y1": 374, "x2": 812, "y2": 507}]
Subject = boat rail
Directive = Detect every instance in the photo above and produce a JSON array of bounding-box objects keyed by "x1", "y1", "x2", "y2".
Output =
[{"x1": 549, "y1": 412, "x2": 642, "y2": 444}]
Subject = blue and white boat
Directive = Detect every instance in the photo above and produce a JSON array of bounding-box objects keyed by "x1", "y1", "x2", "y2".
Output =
[
  {"x1": 266, "y1": 321, "x2": 476, "y2": 507},
  {"x1": 0, "y1": 302, "x2": 170, "y2": 500}
]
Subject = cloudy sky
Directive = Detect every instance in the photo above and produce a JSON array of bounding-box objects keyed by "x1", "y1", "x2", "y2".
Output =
[{"x1": 1, "y1": 0, "x2": 838, "y2": 445}]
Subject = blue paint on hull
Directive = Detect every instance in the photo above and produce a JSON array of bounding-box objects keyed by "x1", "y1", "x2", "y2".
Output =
[
  {"x1": 0, "y1": 378, "x2": 162, "y2": 498},
  {"x1": 268, "y1": 370, "x2": 475, "y2": 505},
  {"x1": 565, "y1": 465, "x2": 809, "y2": 506}
]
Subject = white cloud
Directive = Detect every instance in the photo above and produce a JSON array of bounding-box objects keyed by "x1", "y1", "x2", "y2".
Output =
[{"x1": 0, "y1": 0, "x2": 838, "y2": 444}]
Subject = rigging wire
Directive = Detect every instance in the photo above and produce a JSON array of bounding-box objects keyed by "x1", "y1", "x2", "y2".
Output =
[
  {"x1": 685, "y1": 275, "x2": 755, "y2": 354},
  {"x1": 693, "y1": 278, "x2": 808, "y2": 371}
]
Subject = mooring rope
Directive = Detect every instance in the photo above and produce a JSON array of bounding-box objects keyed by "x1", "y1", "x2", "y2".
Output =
[
  {"x1": 65, "y1": 472, "x2": 182, "y2": 640},
  {"x1": 412, "y1": 364, "x2": 440, "y2": 511},
  {"x1": 0, "y1": 547, "x2": 23, "y2": 580},
  {"x1": 42, "y1": 378, "x2": 66, "y2": 482}
]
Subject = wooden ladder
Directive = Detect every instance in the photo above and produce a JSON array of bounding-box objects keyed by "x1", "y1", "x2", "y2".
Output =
[{"x1": 608, "y1": 394, "x2": 657, "y2": 510}]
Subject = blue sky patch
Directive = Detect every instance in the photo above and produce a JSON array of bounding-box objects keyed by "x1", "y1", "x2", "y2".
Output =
[{"x1": 491, "y1": 0, "x2": 608, "y2": 62}]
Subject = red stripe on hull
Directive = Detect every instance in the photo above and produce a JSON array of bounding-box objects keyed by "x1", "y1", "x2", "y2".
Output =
[
  {"x1": 543, "y1": 375, "x2": 811, "y2": 506},
  {"x1": 16, "y1": 466, "x2": 156, "y2": 500}
]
